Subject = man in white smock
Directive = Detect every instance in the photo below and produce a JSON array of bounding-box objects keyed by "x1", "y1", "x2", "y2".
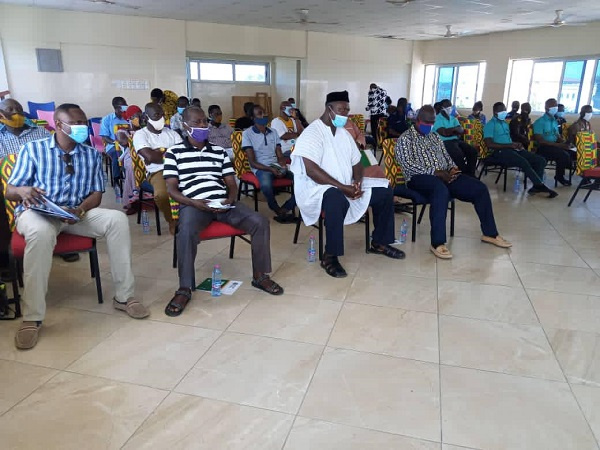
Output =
[{"x1": 290, "y1": 91, "x2": 404, "y2": 278}]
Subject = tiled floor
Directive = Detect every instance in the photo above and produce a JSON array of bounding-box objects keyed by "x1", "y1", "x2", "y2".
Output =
[{"x1": 1, "y1": 174, "x2": 600, "y2": 449}]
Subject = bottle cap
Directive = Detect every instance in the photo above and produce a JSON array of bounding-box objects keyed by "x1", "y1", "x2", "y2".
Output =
[{"x1": 214, "y1": 264, "x2": 221, "y2": 268}]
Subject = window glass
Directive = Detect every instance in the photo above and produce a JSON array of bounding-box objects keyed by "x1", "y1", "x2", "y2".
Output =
[
  {"x1": 592, "y1": 62, "x2": 600, "y2": 112},
  {"x1": 436, "y1": 67, "x2": 454, "y2": 102},
  {"x1": 529, "y1": 61, "x2": 562, "y2": 112},
  {"x1": 454, "y1": 65, "x2": 479, "y2": 108},
  {"x1": 560, "y1": 60, "x2": 585, "y2": 113},
  {"x1": 189, "y1": 61, "x2": 199, "y2": 81},
  {"x1": 235, "y1": 64, "x2": 267, "y2": 82}
]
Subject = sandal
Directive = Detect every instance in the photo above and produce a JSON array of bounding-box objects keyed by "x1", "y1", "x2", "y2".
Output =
[
  {"x1": 369, "y1": 243, "x2": 406, "y2": 260},
  {"x1": 251, "y1": 274, "x2": 284, "y2": 295},
  {"x1": 430, "y1": 244, "x2": 453, "y2": 259},
  {"x1": 15, "y1": 321, "x2": 41, "y2": 350},
  {"x1": 320, "y1": 254, "x2": 347, "y2": 278},
  {"x1": 164, "y1": 290, "x2": 192, "y2": 317}
]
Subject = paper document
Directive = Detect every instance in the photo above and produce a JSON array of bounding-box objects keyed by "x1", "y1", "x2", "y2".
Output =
[
  {"x1": 361, "y1": 177, "x2": 390, "y2": 189},
  {"x1": 195, "y1": 278, "x2": 243, "y2": 295},
  {"x1": 30, "y1": 196, "x2": 80, "y2": 222}
]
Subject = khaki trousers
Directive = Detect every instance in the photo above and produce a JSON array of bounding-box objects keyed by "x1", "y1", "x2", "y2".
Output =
[
  {"x1": 148, "y1": 170, "x2": 174, "y2": 224},
  {"x1": 16, "y1": 208, "x2": 135, "y2": 321}
]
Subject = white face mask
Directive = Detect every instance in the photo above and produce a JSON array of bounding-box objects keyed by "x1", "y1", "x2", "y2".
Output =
[
  {"x1": 443, "y1": 106, "x2": 452, "y2": 116},
  {"x1": 584, "y1": 112, "x2": 593, "y2": 122},
  {"x1": 147, "y1": 116, "x2": 165, "y2": 131}
]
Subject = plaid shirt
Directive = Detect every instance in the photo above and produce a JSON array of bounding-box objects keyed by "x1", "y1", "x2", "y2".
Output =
[
  {"x1": 0, "y1": 125, "x2": 50, "y2": 158},
  {"x1": 8, "y1": 135, "x2": 105, "y2": 215}
]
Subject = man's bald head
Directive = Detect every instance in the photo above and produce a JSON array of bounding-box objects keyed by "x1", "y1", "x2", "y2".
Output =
[
  {"x1": 0, "y1": 98, "x2": 22, "y2": 113},
  {"x1": 417, "y1": 105, "x2": 436, "y2": 123},
  {"x1": 182, "y1": 106, "x2": 205, "y2": 123}
]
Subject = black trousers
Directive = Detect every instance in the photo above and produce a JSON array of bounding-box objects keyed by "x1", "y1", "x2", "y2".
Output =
[
  {"x1": 321, "y1": 186, "x2": 395, "y2": 256},
  {"x1": 536, "y1": 145, "x2": 571, "y2": 180},
  {"x1": 443, "y1": 140, "x2": 478, "y2": 176},
  {"x1": 370, "y1": 114, "x2": 385, "y2": 149}
]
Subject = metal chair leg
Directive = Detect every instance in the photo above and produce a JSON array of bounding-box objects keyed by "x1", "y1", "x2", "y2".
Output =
[
  {"x1": 90, "y1": 247, "x2": 103, "y2": 304},
  {"x1": 364, "y1": 211, "x2": 370, "y2": 253},
  {"x1": 417, "y1": 204, "x2": 427, "y2": 224},
  {"x1": 567, "y1": 178, "x2": 585, "y2": 207},
  {"x1": 318, "y1": 216, "x2": 324, "y2": 261},
  {"x1": 411, "y1": 202, "x2": 418, "y2": 242},
  {"x1": 293, "y1": 217, "x2": 301, "y2": 244},
  {"x1": 155, "y1": 203, "x2": 162, "y2": 236},
  {"x1": 503, "y1": 167, "x2": 508, "y2": 192},
  {"x1": 229, "y1": 236, "x2": 236, "y2": 259},
  {"x1": 450, "y1": 200, "x2": 455, "y2": 237}
]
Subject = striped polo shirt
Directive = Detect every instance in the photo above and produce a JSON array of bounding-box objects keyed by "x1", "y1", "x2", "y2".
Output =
[
  {"x1": 163, "y1": 139, "x2": 234, "y2": 201},
  {"x1": 8, "y1": 135, "x2": 105, "y2": 215}
]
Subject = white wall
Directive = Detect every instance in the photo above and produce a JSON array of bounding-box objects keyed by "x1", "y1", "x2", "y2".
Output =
[{"x1": 0, "y1": 4, "x2": 413, "y2": 123}]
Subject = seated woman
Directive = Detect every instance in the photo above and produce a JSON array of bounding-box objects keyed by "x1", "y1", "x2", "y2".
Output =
[
  {"x1": 568, "y1": 105, "x2": 594, "y2": 147},
  {"x1": 468, "y1": 101, "x2": 487, "y2": 125}
]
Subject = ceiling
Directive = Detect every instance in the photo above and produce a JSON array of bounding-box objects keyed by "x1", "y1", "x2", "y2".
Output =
[{"x1": 2, "y1": 0, "x2": 600, "y2": 40}]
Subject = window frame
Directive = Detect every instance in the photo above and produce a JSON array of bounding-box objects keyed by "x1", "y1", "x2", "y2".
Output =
[
  {"x1": 188, "y1": 58, "x2": 271, "y2": 85},
  {"x1": 422, "y1": 61, "x2": 486, "y2": 107}
]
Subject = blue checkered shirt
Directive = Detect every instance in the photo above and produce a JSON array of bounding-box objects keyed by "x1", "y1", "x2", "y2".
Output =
[
  {"x1": 0, "y1": 125, "x2": 50, "y2": 158},
  {"x1": 8, "y1": 135, "x2": 105, "y2": 215}
]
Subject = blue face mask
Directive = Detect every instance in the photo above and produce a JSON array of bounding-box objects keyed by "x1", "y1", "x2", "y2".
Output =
[
  {"x1": 417, "y1": 123, "x2": 433, "y2": 135},
  {"x1": 329, "y1": 107, "x2": 348, "y2": 128},
  {"x1": 497, "y1": 111, "x2": 508, "y2": 120},
  {"x1": 177, "y1": 107, "x2": 185, "y2": 115},
  {"x1": 63, "y1": 124, "x2": 89, "y2": 144},
  {"x1": 548, "y1": 106, "x2": 558, "y2": 116},
  {"x1": 556, "y1": 111, "x2": 565, "y2": 118},
  {"x1": 120, "y1": 105, "x2": 128, "y2": 112},
  {"x1": 284, "y1": 106, "x2": 293, "y2": 116},
  {"x1": 255, "y1": 117, "x2": 269, "y2": 126},
  {"x1": 291, "y1": 103, "x2": 297, "y2": 109}
]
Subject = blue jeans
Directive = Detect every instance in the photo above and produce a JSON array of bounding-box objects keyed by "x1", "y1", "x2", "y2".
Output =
[
  {"x1": 255, "y1": 169, "x2": 296, "y2": 213},
  {"x1": 106, "y1": 146, "x2": 121, "y2": 180}
]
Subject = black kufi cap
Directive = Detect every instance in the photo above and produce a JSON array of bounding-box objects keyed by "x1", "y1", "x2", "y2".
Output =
[{"x1": 326, "y1": 90, "x2": 349, "y2": 103}]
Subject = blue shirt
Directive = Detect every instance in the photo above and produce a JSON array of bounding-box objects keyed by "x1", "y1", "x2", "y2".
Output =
[
  {"x1": 483, "y1": 117, "x2": 512, "y2": 145},
  {"x1": 100, "y1": 112, "x2": 129, "y2": 153},
  {"x1": 8, "y1": 135, "x2": 105, "y2": 215},
  {"x1": 241, "y1": 126, "x2": 281, "y2": 174},
  {"x1": 433, "y1": 113, "x2": 461, "y2": 141},
  {"x1": 0, "y1": 124, "x2": 50, "y2": 158},
  {"x1": 533, "y1": 113, "x2": 560, "y2": 143}
]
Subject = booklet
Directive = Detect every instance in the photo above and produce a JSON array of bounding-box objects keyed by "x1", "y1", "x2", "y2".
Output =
[
  {"x1": 30, "y1": 196, "x2": 80, "y2": 222},
  {"x1": 196, "y1": 278, "x2": 243, "y2": 295}
]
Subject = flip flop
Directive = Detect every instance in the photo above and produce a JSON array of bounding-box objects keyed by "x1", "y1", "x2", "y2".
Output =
[
  {"x1": 430, "y1": 244, "x2": 453, "y2": 259},
  {"x1": 251, "y1": 274, "x2": 284, "y2": 295},
  {"x1": 164, "y1": 290, "x2": 192, "y2": 317}
]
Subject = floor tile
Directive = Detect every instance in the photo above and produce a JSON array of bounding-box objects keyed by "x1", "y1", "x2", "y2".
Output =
[
  {"x1": 445, "y1": 236, "x2": 511, "y2": 261},
  {"x1": 300, "y1": 348, "x2": 440, "y2": 441},
  {"x1": 329, "y1": 303, "x2": 439, "y2": 363},
  {"x1": 528, "y1": 289, "x2": 600, "y2": 333},
  {"x1": 346, "y1": 273, "x2": 437, "y2": 313},
  {"x1": 440, "y1": 316, "x2": 564, "y2": 381},
  {"x1": 67, "y1": 320, "x2": 220, "y2": 389},
  {"x1": 272, "y1": 261, "x2": 354, "y2": 300},
  {"x1": 0, "y1": 372, "x2": 167, "y2": 450},
  {"x1": 438, "y1": 280, "x2": 538, "y2": 325},
  {"x1": 441, "y1": 366, "x2": 597, "y2": 450},
  {"x1": 356, "y1": 244, "x2": 437, "y2": 279},
  {"x1": 176, "y1": 332, "x2": 322, "y2": 414},
  {"x1": 0, "y1": 360, "x2": 57, "y2": 414},
  {"x1": 284, "y1": 417, "x2": 440, "y2": 450},
  {"x1": 123, "y1": 393, "x2": 293, "y2": 450},
  {"x1": 508, "y1": 242, "x2": 588, "y2": 268},
  {"x1": 515, "y1": 263, "x2": 600, "y2": 296},
  {"x1": 0, "y1": 307, "x2": 127, "y2": 369},
  {"x1": 229, "y1": 294, "x2": 341, "y2": 344},
  {"x1": 572, "y1": 384, "x2": 600, "y2": 445},
  {"x1": 437, "y1": 258, "x2": 521, "y2": 287},
  {"x1": 547, "y1": 328, "x2": 600, "y2": 386}
]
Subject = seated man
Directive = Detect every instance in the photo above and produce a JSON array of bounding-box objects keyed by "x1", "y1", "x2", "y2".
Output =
[
  {"x1": 100, "y1": 96, "x2": 129, "y2": 183},
  {"x1": 484, "y1": 102, "x2": 557, "y2": 198},
  {"x1": 509, "y1": 102, "x2": 532, "y2": 149},
  {"x1": 150, "y1": 88, "x2": 165, "y2": 105},
  {"x1": 387, "y1": 98, "x2": 409, "y2": 138},
  {"x1": 468, "y1": 101, "x2": 487, "y2": 125},
  {"x1": 170, "y1": 96, "x2": 189, "y2": 137},
  {"x1": 291, "y1": 90, "x2": 404, "y2": 278},
  {"x1": 505, "y1": 100, "x2": 520, "y2": 120},
  {"x1": 234, "y1": 102, "x2": 255, "y2": 130},
  {"x1": 243, "y1": 105, "x2": 296, "y2": 223},
  {"x1": 555, "y1": 103, "x2": 567, "y2": 126},
  {"x1": 191, "y1": 98, "x2": 201, "y2": 108},
  {"x1": 6, "y1": 103, "x2": 149, "y2": 349},
  {"x1": 533, "y1": 98, "x2": 572, "y2": 186},
  {"x1": 133, "y1": 102, "x2": 182, "y2": 234},
  {"x1": 208, "y1": 105, "x2": 234, "y2": 159},
  {"x1": 568, "y1": 105, "x2": 593, "y2": 147},
  {"x1": 433, "y1": 99, "x2": 478, "y2": 176},
  {"x1": 163, "y1": 106, "x2": 284, "y2": 316},
  {"x1": 395, "y1": 105, "x2": 511, "y2": 260},
  {"x1": 288, "y1": 98, "x2": 309, "y2": 128},
  {"x1": 270, "y1": 101, "x2": 304, "y2": 157}
]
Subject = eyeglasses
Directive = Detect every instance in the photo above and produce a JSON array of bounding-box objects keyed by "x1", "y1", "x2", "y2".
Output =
[{"x1": 61, "y1": 153, "x2": 74, "y2": 175}]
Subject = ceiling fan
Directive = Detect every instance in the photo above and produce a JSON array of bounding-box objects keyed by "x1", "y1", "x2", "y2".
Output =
[
  {"x1": 386, "y1": 0, "x2": 419, "y2": 6},
  {"x1": 415, "y1": 25, "x2": 470, "y2": 39},
  {"x1": 517, "y1": 9, "x2": 587, "y2": 28},
  {"x1": 83, "y1": 0, "x2": 140, "y2": 10},
  {"x1": 277, "y1": 9, "x2": 339, "y2": 26}
]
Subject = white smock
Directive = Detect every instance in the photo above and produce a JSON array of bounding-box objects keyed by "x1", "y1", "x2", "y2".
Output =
[{"x1": 290, "y1": 119, "x2": 371, "y2": 226}]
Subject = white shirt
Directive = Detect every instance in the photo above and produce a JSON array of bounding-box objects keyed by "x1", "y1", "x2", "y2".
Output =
[
  {"x1": 270, "y1": 116, "x2": 298, "y2": 154},
  {"x1": 290, "y1": 119, "x2": 371, "y2": 226},
  {"x1": 132, "y1": 127, "x2": 182, "y2": 174}
]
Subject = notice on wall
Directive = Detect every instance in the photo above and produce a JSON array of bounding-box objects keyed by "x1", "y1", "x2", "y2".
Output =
[{"x1": 111, "y1": 79, "x2": 149, "y2": 90}]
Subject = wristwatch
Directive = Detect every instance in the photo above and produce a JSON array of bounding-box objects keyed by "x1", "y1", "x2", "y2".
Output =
[{"x1": 77, "y1": 207, "x2": 86, "y2": 219}]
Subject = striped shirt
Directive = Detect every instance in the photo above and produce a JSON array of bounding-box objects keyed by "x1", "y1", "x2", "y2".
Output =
[
  {"x1": 163, "y1": 139, "x2": 234, "y2": 201},
  {"x1": 8, "y1": 135, "x2": 105, "y2": 215},
  {"x1": 395, "y1": 126, "x2": 455, "y2": 182},
  {"x1": 0, "y1": 125, "x2": 50, "y2": 158}
]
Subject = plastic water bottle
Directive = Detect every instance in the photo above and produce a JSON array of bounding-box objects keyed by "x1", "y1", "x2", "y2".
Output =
[
  {"x1": 141, "y1": 209, "x2": 150, "y2": 234},
  {"x1": 211, "y1": 264, "x2": 222, "y2": 297},
  {"x1": 399, "y1": 219, "x2": 408, "y2": 244},
  {"x1": 308, "y1": 235, "x2": 316, "y2": 262},
  {"x1": 542, "y1": 171, "x2": 547, "y2": 183},
  {"x1": 115, "y1": 185, "x2": 122, "y2": 204},
  {"x1": 513, "y1": 172, "x2": 521, "y2": 193}
]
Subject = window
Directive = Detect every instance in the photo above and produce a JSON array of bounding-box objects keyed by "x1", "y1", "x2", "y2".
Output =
[
  {"x1": 422, "y1": 62, "x2": 486, "y2": 108},
  {"x1": 188, "y1": 59, "x2": 270, "y2": 84},
  {"x1": 506, "y1": 57, "x2": 600, "y2": 113}
]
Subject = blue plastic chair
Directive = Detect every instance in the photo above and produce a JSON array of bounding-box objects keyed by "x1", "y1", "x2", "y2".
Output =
[{"x1": 27, "y1": 101, "x2": 55, "y2": 120}]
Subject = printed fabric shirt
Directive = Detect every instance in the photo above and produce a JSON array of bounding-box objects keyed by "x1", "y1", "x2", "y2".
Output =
[
  {"x1": 367, "y1": 87, "x2": 388, "y2": 115},
  {"x1": 170, "y1": 113, "x2": 183, "y2": 133},
  {"x1": 0, "y1": 124, "x2": 50, "y2": 158},
  {"x1": 208, "y1": 122, "x2": 234, "y2": 149},
  {"x1": 163, "y1": 139, "x2": 233, "y2": 201},
  {"x1": 394, "y1": 126, "x2": 455, "y2": 182},
  {"x1": 8, "y1": 135, "x2": 104, "y2": 215}
]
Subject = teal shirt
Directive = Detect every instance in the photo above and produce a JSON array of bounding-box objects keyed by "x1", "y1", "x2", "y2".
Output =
[
  {"x1": 533, "y1": 113, "x2": 560, "y2": 143},
  {"x1": 433, "y1": 114, "x2": 460, "y2": 141},
  {"x1": 483, "y1": 117, "x2": 512, "y2": 144}
]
